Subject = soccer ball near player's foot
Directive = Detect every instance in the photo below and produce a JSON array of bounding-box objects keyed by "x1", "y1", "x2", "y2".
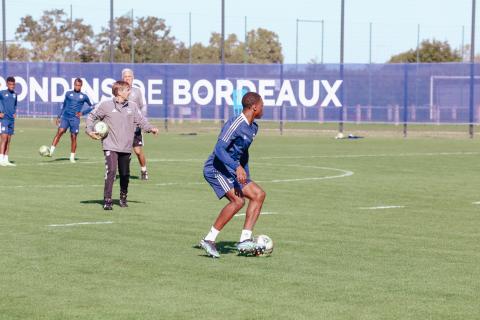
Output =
[
  {"x1": 94, "y1": 121, "x2": 109, "y2": 138},
  {"x1": 38, "y1": 145, "x2": 50, "y2": 157},
  {"x1": 255, "y1": 235, "x2": 274, "y2": 256}
]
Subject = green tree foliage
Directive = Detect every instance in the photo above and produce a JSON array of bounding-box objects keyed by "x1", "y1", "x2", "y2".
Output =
[
  {"x1": 189, "y1": 28, "x2": 283, "y2": 64},
  {"x1": 245, "y1": 28, "x2": 283, "y2": 63},
  {"x1": 15, "y1": 9, "x2": 94, "y2": 62},
  {"x1": 6, "y1": 43, "x2": 29, "y2": 61},
  {"x1": 389, "y1": 39, "x2": 462, "y2": 63},
  {"x1": 10, "y1": 10, "x2": 283, "y2": 64},
  {"x1": 95, "y1": 15, "x2": 182, "y2": 63}
]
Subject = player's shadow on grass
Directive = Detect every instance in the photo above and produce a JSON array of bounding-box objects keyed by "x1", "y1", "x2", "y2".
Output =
[
  {"x1": 116, "y1": 175, "x2": 140, "y2": 180},
  {"x1": 47, "y1": 158, "x2": 70, "y2": 162},
  {"x1": 194, "y1": 241, "x2": 238, "y2": 257},
  {"x1": 216, "y1": 241, "x2": 238, "y2": 254},
  {"x1": 80, "y1": 199, "x2": 144, "y2": 206}
]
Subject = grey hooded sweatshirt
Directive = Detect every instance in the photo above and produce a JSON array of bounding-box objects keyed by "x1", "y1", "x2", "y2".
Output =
[{"x1": 86, "y1": 98, "x2": 154, "y2": 153}]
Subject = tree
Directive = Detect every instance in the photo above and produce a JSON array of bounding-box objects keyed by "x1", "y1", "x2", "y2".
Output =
[
  {"x1": 245, "y1": 28, "x2": 283, "y2": 64},
  {"x1": 6, "y1": 43, "x2": 29, "y2": 61},
  {"x1": 95, "y1": 15, "x2": 182, "y2": 63},
  {"x1": 15, "y1": 9, "x2": 95, "y2": 62},
  {"x1": 389, "y1": 39, "x2": 461, "y2": 63},
  {"x1": 189, "y1": 29, "x2": 283, "y2": 64}
]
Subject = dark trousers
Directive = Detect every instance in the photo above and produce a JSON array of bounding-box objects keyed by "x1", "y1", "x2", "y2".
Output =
[{"x1": 104, "y1": 151, "x2": 131, "y2": 199}]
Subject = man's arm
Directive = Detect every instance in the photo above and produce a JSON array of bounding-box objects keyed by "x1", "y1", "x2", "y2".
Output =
[
  {"x1": 214, "y1": 139, "x2": 248, "y2": 184},
  {"x1": 133, "y1": 106, "x2": 157, "y2": 134},
  {"x1": 0, "y1": 94, "x2": 4, "y2": 118},
  {"x1": 58, "y1": 95, "x2": 67, "y2": 118},
  {"x1": 81, "y1": 96, "x2": 96, "y2": 116},
  {"x1": 214, "y1": 139, "x2": 240, "y2": 174}
]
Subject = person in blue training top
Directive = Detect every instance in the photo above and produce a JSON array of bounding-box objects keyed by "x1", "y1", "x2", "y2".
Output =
[
  {"x1": 200, "y1": 92, "x2": 267, "y2": 258},
  {"x1": 0, "y1": 76, "x2": 18, "y2": 167},
  {"x1": 48, "y1": 78, "x2": 94, "y2": 163}
]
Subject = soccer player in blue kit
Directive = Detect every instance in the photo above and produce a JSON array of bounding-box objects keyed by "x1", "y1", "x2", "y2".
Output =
[
  {"x1": 200, "y1": 92, "x2": 267, "y2": 258},
  {"x1": 48, "y1": 78, "x2": 94, "y2": 162},
  {"x1": 0, "y1": 76, "x2": 18, "y2": 166}
]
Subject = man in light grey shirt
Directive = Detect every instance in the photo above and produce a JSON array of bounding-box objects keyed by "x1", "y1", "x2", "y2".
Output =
[
  {"x1": 86, "y1": 80, "x2": 159, "y2": 210},
  {"x1": 122, "y1": 68, "x2": 150, "y2": 180}
]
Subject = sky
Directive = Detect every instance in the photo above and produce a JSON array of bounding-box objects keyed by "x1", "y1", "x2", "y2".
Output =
[{"x1": 4, "y1": 0, "x2": 476, "y2": 64}]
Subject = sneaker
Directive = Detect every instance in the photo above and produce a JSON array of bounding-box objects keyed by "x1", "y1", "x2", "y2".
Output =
[
  {"x1": 70, "y1": 158, "x2": 76, "y2": 163},
  {"x1": 0, "y1": 160, "x2": 7, "y2": 167},
  {"x1": 103, "y1": 198, "x2": 113, "y2": 211},
  {"x1": 119, "y1": 191, "x2": 128, "y2": 208},
  {"x1": 200, "y1": 239, "x2": 220, "y2": 258},
  {"x1": 237, "y1": 239, "x2": 265, "y2": 256},
  {"x1": 5, "y1": 161, "x2": 16, "y2": 167},
  {"x1": 140, "y1": 170, "x2": 149, "y2": 180}
]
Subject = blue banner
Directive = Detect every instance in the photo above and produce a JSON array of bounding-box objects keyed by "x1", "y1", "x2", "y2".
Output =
[{"x1": 1, "y1": 62, "x2": 479, "y2": 124}]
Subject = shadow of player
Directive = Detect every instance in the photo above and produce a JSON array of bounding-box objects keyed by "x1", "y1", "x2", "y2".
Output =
[{"x1": 80, "y1": 199, "x2": 144, "y2": 206}]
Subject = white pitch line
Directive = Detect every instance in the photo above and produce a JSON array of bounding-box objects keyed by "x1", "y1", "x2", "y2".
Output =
[
  {"x1": 359, "y1": 206, "x2": 405, "y2": 210},
  {"x1": 18, "y1": 151, "x2": 480, "y2": 167},
  {"x1": 472, "y1": 201, "x2": 480, "y2": 204},
  {"x1": 235, "y1": 212, "x2": 278, "y2": 217},
  {"x1": 1, "y1": 166, "x2": 354, "y2": 188},
  {"x1": 258, "y1": 151, "x2": 480, "y2": 160},
  {"x1": 47, "y1": 221, "x2": 113, "y2": 227}
]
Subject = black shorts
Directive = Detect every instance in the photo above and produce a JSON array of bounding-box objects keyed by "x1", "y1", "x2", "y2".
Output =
[{"x1": 133, "y1": 128, "x2": 143, "y2": 147}]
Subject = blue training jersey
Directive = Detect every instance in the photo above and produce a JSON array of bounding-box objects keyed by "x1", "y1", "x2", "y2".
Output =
[
  {"x1": 0, "y1": 89, "x2": 18, "y2": 120},
  {"x1": 58, "y1": 90, "x2": 93, "y2": 118},
  {"x1": 205, "y1": 113, "x2": 259, "y2": 176}
]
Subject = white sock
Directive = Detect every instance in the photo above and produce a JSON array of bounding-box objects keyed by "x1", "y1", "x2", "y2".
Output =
[
  {"x1": 70, "y1": 153, "x2": 75, "y2": 159},
  {"x1": 50, "y1": 146, "x2": 55, "y2": 154},
  {"x1": 4, "y1": 155, "x2": 8, "y2": 163},
  {"x1": 204, "y1": 226, "x2": 220, "y2": 242},
  {"x1": 240, "y1": 229, "x2": 252, "y2": 242},
  {"x1": 141, "y1": 166, "x2": 147, "y2": 172}
]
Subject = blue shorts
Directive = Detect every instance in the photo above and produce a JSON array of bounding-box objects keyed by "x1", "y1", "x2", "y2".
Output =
[
  {"x1": 59, "y1": 116, "x2": 80, "y2": 134},
  {"x1": 0, "y1": 118, "x2": 14, "y2": 135},
  {"x1": 203, "y1": 165, "x2": 251, "y2": 199}
]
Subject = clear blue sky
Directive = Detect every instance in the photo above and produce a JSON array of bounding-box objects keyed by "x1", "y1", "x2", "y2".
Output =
[{"x1": 5, "y1": 0, "x2": 476, "y2": 63}]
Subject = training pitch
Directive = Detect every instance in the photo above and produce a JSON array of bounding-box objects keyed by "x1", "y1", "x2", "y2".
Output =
[{"x1": 1, "y1": 119, "x2": 480, "y2": 319}]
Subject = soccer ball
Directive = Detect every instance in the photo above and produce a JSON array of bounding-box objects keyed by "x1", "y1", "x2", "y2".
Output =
[
  {"x1": 38, "y1": 145, "x2": 50, "y2": 157},
  {"x1": 335, "y1": 132, "x2": 344, "y2": 139},
  {"x1": 94, "y1": 121, "x2": 109, "y2": 138},
  {"x1": 255, "y1": 234, "x2": 274, "y2": 256}
]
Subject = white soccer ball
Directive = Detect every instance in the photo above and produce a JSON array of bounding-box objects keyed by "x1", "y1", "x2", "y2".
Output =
[
  {"x1": 255, "y1": 234, "x2": 274, "y2": 256},
  {"x1": 335, "y1": 132, "x2": 344, "y2": 139},
  {"x1": 38, "y1": 145, "x2": 50, "y2": 157},
  {"x1": 94, "y1": 121, "x2": 109, "y2": 137}
]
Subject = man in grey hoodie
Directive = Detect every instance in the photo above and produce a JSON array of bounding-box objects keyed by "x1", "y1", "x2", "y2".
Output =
[{"x1": 86, "y1": 80, "x2": 159, "y2": 210}]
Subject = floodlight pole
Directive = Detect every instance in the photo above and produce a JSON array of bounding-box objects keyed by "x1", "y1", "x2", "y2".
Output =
[
  {"x1": 295, "y1": 18, "x2": 299, "y2": 65},
  {"x1": 220, "y1": 0, "x2": 225, "y2": 125},
  {"x1": 339, "y1": 0, "x2": 345, "y2": 134},
  {"x1": 109, "y1": 0, "x2": 114, "y2": 63},
  {"x1": 469, "y1": 0, "x2": 476, "y2": 138},
  {"x1": 189, "y1": 12, "x2": 192, "y2": 64},
  {"x1": 244, "y1": 16, "x2": 247, "y2": 63},
  {"x1": 131, "y1": 9, "x2": 134, "y2": 63},
  {"x1": 2, "y1": 0, "x2": 6, "y2": 61},
  {"x1": 221, "y1": 0, "x2": 225, "y2": 64},
  {"x1": 416, "y1": 24, "x2": 420, "y2": 63}
]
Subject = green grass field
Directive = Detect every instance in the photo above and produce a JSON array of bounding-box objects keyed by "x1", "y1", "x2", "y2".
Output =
[{"x1": 1, "y1": 119, "x2": 480, "y2": 319}]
